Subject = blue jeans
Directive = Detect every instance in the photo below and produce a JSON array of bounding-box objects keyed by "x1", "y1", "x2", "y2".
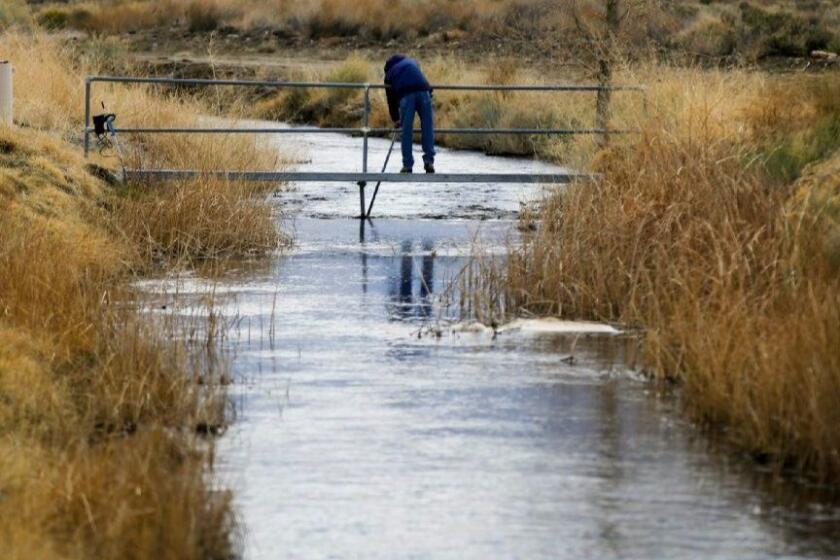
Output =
[{"x1": 399, "y1": 91, "x2": 435, "y2": 170}]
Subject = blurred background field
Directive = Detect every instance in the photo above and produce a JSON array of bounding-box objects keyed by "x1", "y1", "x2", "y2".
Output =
[{"x1": 2, "y1": 0, "x2": 838, "y2": 63}]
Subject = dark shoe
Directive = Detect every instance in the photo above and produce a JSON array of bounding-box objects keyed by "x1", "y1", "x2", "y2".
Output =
[
  {"x1": 400, "y1": 167, "x2": 413, "y2": 174},
  {"x1": 424, "y1": 163, "x2": 435, "y2": 174}
]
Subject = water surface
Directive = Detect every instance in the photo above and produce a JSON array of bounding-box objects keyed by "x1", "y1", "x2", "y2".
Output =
[{"x1": 150, "y1": 129, "x2": 840, "y2": 559}]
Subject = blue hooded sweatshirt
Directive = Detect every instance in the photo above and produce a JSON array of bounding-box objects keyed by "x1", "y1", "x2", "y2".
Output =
[{"x1": 384, "y1": 55, "x2": 431, "y2": 123}]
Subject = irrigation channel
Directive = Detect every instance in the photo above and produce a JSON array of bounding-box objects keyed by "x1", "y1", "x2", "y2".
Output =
[{"x1": 138, "y1": 125, "x2": 840, "y2": 559}]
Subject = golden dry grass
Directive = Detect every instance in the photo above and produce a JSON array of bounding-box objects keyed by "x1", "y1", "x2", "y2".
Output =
[
  {"x1": 0, "y1": 29, "x2": 286, "y2": 558},
  {"x1": 117, "y1": 178, "x2": 282, "y2": 261},
  {"x1": 0, "y1": 125, "x2": 237, "y2": 559},
  {"x1": 3, "y1": 30, "x2": 284, "y2": 262},
  {"x1": 467, "y1": 67, "x2": 840, "y2": 481},
  {"x1": 4, "y1": 31, "x2": 278, "y2": 163}
]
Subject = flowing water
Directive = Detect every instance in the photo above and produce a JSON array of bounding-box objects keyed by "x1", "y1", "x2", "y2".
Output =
[{"x1": 143, "y1": 128, "x2": 840, "y2": 559}]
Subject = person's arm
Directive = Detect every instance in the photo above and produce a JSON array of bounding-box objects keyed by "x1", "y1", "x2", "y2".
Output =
[{"x1": 385, "y1": 80, "x2": 400, "y2": 124}]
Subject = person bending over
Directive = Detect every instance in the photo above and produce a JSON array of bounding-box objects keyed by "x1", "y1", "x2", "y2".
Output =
[{"x1": 384, "y1": 54, "x2": 435, "y2": 174}]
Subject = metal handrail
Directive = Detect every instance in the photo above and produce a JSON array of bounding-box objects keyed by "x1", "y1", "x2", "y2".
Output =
[
  {"x1": 86, "y1": 75, "x2": 646, "y2": 92},
  {"x1": 83, "y1": 75, "x2": 644, "y2": 154},
  {"x1": 97, "y1": 127, "x2": 635, "y2": 135},
  {"x1": 83, "y1": 75, "x2": 644, "y2": 218}
]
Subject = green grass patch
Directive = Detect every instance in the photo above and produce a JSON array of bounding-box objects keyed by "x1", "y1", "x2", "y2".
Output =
[{"x1": 763, "y1": 116, "x2": 840, "y2": 183}]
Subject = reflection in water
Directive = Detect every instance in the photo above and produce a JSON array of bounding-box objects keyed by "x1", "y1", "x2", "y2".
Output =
[
  {"x1": 420, "y1": 239, "x2": 435, "y2": 301},
  {"x1": 359, "y1": 219, "x2": 382, "y2": 296},
  {"x1": 696, "y1": 431, "x2": 840, "y2": 557},
  {"x1": 359, "y1": 220, "x2": 370, "y2": 294},
  {"x1": 137, "y1": 215, "x2": 840, "y2": 560},
  {"x1": 386, "y1": 239, "x2": 435, "y2": 321},
  {"x1": 166, "y1": 213, "x2": 840, "y2": 560},
  {"x1": 189, "y1": 115, "x2": 840, "y2": 559},
  {"x1": 595, "y1": 380, "x2": 624, "y2": 557}
]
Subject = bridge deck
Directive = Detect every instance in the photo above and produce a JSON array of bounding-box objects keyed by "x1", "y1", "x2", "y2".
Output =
[{"x1": 124, "y1": 170, "x2": 594, "y2": 184}]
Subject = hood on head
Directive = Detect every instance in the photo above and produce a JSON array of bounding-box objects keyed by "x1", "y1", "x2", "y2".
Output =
[{"x1": 384, "y1": 54, "x2": 406, "y2": 73}]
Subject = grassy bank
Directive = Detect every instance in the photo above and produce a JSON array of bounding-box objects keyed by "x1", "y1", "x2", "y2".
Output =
[
  {"x1": 468, "y1": 67, "x2": 840, "y2": 482},
  {"x1": 0, "y1": 32, "x2": 282, "y2": 557},
  {"x1": 8, "y1": 29, "x2": 283, "y2": 257}
]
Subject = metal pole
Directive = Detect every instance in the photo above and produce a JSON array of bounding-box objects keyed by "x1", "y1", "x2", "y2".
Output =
[
  {"x1": 0, "y1": 61, "x2": 12, "y2": 126},
  {"x1": 366, "y1": 130, "x2": 398, "y2": 219},
  {"x1": 84, "y1": 79, "x2": 91, "y2": 157},
  {"x1": 359, "y1": 85, "x2": 370, "y2": 219},
  {"x1": 362, "y1": 86, "x2": 370, "y2": 173}
]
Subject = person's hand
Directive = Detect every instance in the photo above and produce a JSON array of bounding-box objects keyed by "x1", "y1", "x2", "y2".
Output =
[{"x1": 392, "y1": 121, "x2": 400, "y2": 128}]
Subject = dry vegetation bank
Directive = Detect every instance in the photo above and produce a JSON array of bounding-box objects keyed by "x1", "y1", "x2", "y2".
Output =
[
  {"x1": 0, "y1": 121, "x2": 237, "y2": 560},
  {"x1": 7, "y1": 31, "x2": 284, "y2": 259},
  {"x1": 467, "y1": 67, "x2": 840, "y2": 482},
  {"x1": 0, "y1": 32, "x2": 284, "y2": 557},
  {"x1": 15, "y1": 0, "x2": 840, "y2": 63}
]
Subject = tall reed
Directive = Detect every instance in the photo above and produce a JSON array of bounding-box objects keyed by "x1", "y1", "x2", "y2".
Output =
[{"x1": 469, "y1": 67, "x2": 840, "y2": 481}]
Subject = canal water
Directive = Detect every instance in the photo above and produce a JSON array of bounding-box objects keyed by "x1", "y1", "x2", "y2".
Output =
[{"x1": 145, "y1": 129, "x2": 840, "y2": 558}]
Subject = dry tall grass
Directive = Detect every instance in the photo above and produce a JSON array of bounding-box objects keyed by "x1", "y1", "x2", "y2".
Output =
[
  {"x1": 3, "y1": 31, "x2": 284, "y2": 262},
  {"x1": 118, "y1": 178, "x2": 282, "y2": 261},
  {"x1": 0, "y1": 125, "x2": 236, "y2": 559},
  {"x1": 469, "y1": 67, "x2": 840, "y2": 481},
  {"x1": 0, "y1": 30, "x2": 285, "y2": 557}
]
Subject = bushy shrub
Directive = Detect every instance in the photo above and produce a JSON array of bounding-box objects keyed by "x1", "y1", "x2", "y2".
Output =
[
  {"x1": 68, "y1": 8, "x2": 94, "y2": 29},
  {"x1": 304, "y1": 0, "x2": 361, "y2": 39},
  {"x1": 186, "y1": 0, "x2": 222, "y2": 32},
  {"x1": 677, "y1": 13, "x2": 737, "y2": 57},
  {"x1": 36, "y1": 7, "x2": 93, "y2": 32},
  {"x1": 255, "y1": 56, "x2": 370, "y2": 126},
  {"x1": 37, "y1": 9, "x2": 68, "y2": 30},
  {"x1": 0, "y1": 0, "x2": 32, "y2": 30},
  {"x1": 738, "y1": 2, "x2": 831, "y2": 57}
]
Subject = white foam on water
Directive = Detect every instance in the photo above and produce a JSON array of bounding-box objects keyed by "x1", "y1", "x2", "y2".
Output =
[{"x1": 499, "y1": 318, "x2": 621, "y2": 335}]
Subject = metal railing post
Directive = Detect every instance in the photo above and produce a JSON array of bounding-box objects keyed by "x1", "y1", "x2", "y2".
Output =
[
  {"x1": 0, "y1": 61, "x2": 13, "y2": 126},
  {"x1": 84, "y1": 78, "x2": 91, "y2": 157},
  {"x1": 359, "y1": 85, "x2": 370, "y2": 219}
]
